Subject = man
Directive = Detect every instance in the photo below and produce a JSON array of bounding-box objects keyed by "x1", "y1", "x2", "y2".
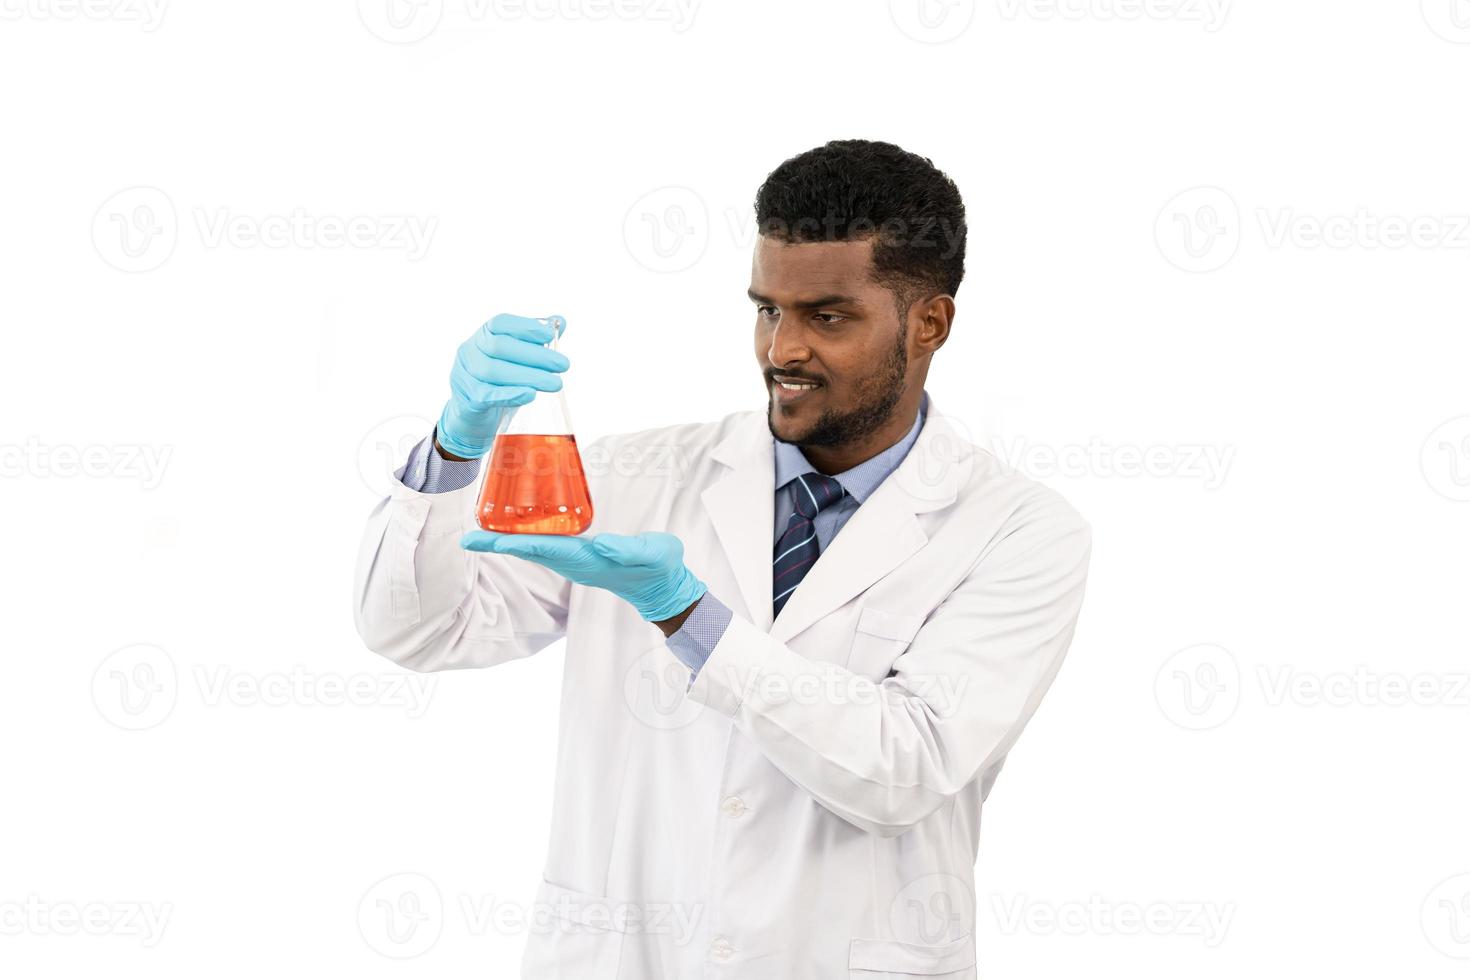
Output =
[{"x1": 355, "y1": 139, "x2": 1091, "y2": 979}]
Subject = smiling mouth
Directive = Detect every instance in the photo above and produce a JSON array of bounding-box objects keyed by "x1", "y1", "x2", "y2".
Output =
[{"x1": 772, "y1": 378, "x2": 823, "y2": 404}]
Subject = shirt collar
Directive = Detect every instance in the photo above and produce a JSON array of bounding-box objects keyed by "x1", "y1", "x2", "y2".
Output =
[{"x1": 773, "y1": 389, "x2": 929, "y2": 504}]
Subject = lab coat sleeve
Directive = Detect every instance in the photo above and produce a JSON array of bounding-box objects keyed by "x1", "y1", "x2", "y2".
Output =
[
  {"x1": 353, "y1": 446, "x2": 575, "y2": 673},
  {"x1": 683, "y1": 491, "x2": 1091, "y2": 838}
]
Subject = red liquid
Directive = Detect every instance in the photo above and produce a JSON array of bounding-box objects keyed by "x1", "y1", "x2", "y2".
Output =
[{"x1": 476, "y1": 433, "x2": 594, "y2": 534}]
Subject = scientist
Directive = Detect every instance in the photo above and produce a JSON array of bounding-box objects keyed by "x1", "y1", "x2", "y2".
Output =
[{"x1": 355, "y1": 138, "x2": 1091, "y2": 980}]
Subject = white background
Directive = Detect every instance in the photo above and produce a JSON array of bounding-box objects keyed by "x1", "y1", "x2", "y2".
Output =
[{"x1": 2, "y1": 1, "x2": 1468, "y2": 977}]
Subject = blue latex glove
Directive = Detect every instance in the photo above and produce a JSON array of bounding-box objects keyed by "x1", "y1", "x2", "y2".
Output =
[
  {"x1": 461, "y1": 530, "x2": 708, "y2": 623},
  {"x1": 436, "y1": 313, "x2": 570, "y2": 460}
]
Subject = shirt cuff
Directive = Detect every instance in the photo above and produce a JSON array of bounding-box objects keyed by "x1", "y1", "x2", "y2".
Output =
[
  {"x1": 664, "y1": 591, "x2": 733, "y2": 680},
  {"x1": 396, "y1": 426, "x2": 482, "y2": 493}
]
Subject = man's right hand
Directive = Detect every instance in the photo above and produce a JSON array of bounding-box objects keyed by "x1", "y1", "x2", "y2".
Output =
[{"x1": 435, "y1": 313, "x2": 570, "y2": 460}]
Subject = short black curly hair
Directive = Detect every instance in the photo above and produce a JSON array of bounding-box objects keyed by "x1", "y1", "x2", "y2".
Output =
[{"x1": 753, "y1": 139, "x2": 967, "y2": 313}]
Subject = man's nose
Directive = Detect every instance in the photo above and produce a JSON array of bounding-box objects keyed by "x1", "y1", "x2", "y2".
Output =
[{"x1": 766, "y1": 317, "x2": 811, "y2": 365}]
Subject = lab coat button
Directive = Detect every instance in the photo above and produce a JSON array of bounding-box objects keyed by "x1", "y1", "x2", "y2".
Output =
[
  {"x1": 709, "y1": 937, "x2": 735, "y2": 961},
  {"x1": 720, "y1": 796, "x2": 747, "y2": 817}
]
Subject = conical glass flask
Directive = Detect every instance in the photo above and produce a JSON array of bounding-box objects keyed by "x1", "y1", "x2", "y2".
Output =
[{"x1": 475, "y1": 315, "x2": 595, "y2": 535}]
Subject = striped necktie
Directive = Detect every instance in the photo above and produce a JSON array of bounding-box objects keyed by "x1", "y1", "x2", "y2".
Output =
[{"x1": 773, "y1": 472, "x2": 847, "y2": 617}]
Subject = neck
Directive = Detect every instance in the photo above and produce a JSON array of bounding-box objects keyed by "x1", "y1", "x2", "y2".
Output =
[{"x1": 800, "y1": 392, "x2": 923, "y2": 475}]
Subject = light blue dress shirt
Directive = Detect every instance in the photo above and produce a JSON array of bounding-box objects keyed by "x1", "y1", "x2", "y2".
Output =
[
  {"x1": 397, "y1": 391, "x2": 930, "y2": 680},
  {"x1": 396, "y1": 428, "x2": 482, "y2": 494}
]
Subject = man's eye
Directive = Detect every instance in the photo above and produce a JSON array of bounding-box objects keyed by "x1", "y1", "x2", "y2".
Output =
[
  {"x1": 758, "y1": 306, "x2": 778, "y2": 318},
  {"x1": 813, "y1": 313, "x2": 844, "y2": 324}
]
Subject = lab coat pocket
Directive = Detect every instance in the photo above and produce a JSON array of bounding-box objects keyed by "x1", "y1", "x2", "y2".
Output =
[
  {"x1": 848, "y1": 933, "x2": 977, "y2": 978},
  {"x1": 847, "y1": 606, "x2": 926, "y2": 677},
  {"x1": 519, "y1": 877, "x2": 628, "y2": 979}
]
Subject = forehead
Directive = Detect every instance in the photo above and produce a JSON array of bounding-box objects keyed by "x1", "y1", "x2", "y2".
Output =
[{"x1": 750, "y1": 237, "x2": 878, "y2": 297}]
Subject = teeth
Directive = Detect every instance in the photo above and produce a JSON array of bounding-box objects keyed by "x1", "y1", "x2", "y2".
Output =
[{"x1": 778, "y1": 381, "x2": 818, "y2": 390}]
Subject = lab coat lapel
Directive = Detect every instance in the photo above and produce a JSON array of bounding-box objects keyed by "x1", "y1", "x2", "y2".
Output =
[{"x1": 701, "y1": 412, "x2": 777, "y2": 633}]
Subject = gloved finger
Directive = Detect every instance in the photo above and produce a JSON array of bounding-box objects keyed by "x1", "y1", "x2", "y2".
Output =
[
  {"x1": 461, "y1": 531, "x2": 587, "y2": 561},
  {"x1": 481, "y1": 533, "x2": 598, "y2": 563},
  {"x1": 454, "y1": 345, "x2": 564, "y2": 394},
  {"x1": 455, "y1": 375, "x2": 552, "y2": 415},
  {"x1": 483, "y1": 312, "x2": 564, "y2": 345},
  {"x1": 448, "y1": 359, "x2": 538, "y2": 409},
  {"x1": 469, "y1": 329, "x2": 570, "y2": 375},
  {"x1": 590, "y1": 533, "x2": 666, "y2": 567},
  {"x1": 447, "y1": 386, "x2": 537, "y2": 421}
]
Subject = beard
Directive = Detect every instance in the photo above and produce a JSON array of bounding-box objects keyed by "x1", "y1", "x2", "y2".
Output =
[{"x1": 768, "y1": 326, "x2": 908, "y2": 450}]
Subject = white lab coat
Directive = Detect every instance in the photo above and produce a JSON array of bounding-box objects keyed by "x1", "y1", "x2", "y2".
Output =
[{"x1": 354, "y1": 393, "x2": 1091, "y2": 980}]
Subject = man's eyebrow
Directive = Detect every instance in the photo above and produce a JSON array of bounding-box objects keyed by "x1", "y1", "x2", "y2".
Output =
[{"x1": 746, "y1": 289, "x2": 862, "y2": 309}]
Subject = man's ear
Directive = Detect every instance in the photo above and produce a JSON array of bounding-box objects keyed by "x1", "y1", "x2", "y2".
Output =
[{"x1": 912, "y1": 294, "x2": 954, "y2": 354}]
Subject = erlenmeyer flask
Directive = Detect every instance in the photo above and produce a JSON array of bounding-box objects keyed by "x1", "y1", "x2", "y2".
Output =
[{"x1": 475, "y1": 315, "x2": 595, "y2": 535}]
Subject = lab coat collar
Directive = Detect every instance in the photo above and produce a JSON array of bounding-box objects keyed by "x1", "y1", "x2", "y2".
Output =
[{"x1": 701, "y1": 388, "x2": 966, "y2": 644}]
